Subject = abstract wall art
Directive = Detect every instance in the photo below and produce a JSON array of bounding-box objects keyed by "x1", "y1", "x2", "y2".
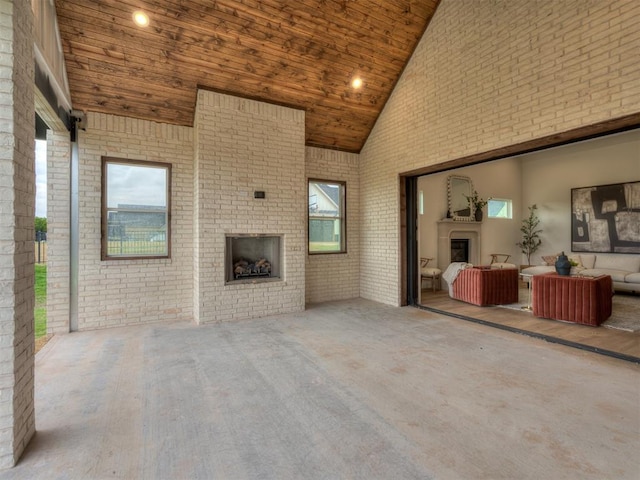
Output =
[{"x1": 571, "y1": 181, "x2": 640, "y2": 254}]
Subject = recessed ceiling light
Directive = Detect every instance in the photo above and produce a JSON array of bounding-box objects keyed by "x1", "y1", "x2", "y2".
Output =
[
  {"x1": 132, "y1": 10, "x2": 149, "y2": 27},
  {"x1": 351, "y1": 77, "x2": 363, "y2": 89}
]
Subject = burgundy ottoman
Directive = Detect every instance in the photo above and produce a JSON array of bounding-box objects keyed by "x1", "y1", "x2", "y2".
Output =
[
  {"x1": 452, "y1": 266, "x2": 519, "y2": 306},
  {"x1": 532, "y1": 273, "x2": 613, "y2": 326}
]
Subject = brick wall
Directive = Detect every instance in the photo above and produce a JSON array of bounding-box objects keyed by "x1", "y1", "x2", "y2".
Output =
[
  {"x1": 0, "y1": 0, "x2": 35, "y2": 468},
  {"x1": 360, "y1": 0, "x2": 640, "y2": 305},
  {"x1": 46, "y1": 130, "x2": 70, "y2": 333},
  {"x1": 305, "y1": 147, "x2": 360, "y2": 303},
  {"x1": 76, "y1": 114, "x2": 194, "y2": 329},
  {"x1": 194, "y1": 91, "x2": 306, "y2": 322}
]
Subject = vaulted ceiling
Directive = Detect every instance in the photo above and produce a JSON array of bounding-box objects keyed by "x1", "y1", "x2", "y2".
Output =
[{"x1": 54, "y1": 0, "x2": 439, "y2": 152}]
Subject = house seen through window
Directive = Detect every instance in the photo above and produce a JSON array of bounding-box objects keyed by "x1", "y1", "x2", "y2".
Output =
[
  {"x1": 308, "y1": 180, "x2": 346, "y2": 253},
  {"x1": 102, "y1": 157, "x2": 171, "y2": 259}
]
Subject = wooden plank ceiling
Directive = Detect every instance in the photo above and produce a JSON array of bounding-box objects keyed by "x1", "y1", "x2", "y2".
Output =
[{"x1": 55, "y1": 0, "x2": 439, "y2": 152}]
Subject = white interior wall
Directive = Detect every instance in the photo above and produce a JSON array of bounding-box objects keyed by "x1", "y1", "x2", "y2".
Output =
[
  {"x1": 418, "y1": 157, "x2": 523, "y2": 270},
  {"x1": 521, "y1": 129, "x2": 640, "y2": 264},
  {"x1": 418, "y1": 129, "x2": 639, "y2": 270}
]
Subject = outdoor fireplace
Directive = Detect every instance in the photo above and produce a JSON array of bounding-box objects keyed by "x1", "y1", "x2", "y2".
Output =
[{"x1": 225, "y1": 235, "x2": 282, "y2": 283}]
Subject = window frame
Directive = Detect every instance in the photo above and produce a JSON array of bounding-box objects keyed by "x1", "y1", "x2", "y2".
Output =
[
  {"x1": 487, "y1": 198, "x2": 513, "y2": 219},
  {"x1": 308, "y1": 179, "x2": 347, "y2": 254},
  {"x1": 101, "y1": 157, "x2": 172, "y2": 260}
]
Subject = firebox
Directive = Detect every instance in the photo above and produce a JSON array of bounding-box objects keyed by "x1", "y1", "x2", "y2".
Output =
[
  {"x1": 225, "y1": 235, "x2": 282, "y2": 283},
  {"x1": 451, "y1": 238, "x2": 469, "y2": 263}
]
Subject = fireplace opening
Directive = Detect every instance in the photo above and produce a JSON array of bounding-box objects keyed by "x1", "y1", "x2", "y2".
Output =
[
  {"x1": 451, "y1": 238, "x2": 469, "y2": 263},
  {"x1": 225, "y1": 235, "x2": 282, "y2": 283}
]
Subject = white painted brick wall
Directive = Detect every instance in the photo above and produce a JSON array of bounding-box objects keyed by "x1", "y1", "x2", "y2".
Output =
[
  {"x1": 46, "y1": 130, "x2": 70, "y2": 334},
  {"x1": 0, "y1": 0, "x2": 35, "y2": 468},
  {"x1": 360, "y1": 0, "x2": 640, "y2": 305},
  {"x1": 76, "y1": 114, "x2": 194, "y2": 329},
  {"x1": 305, "y1": 147, "x2": 360, "y2": 303},
  {"x1": 194, "y1": 91, "x2": 306, "y2": 322}
]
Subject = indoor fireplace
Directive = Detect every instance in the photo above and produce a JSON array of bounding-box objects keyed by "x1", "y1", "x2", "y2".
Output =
[{"x1": 451, "y1": 238, "x2": 469, "y2": 263}]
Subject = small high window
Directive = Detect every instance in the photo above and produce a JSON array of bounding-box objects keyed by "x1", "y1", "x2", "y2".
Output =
[
  {"x1": 102, "y1": 157, "x2": 171, "y2": 259},
  {"x1": 308, "y1": 180, "x2": 346, "y2": 254},
  {"x1": 488, "y1": 198, "x2": 512, "y2": 219}
]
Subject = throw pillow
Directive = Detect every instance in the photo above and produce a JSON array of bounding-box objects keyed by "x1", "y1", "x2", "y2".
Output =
[
  {"x1": 541, "y1": 254, "x2": 559, "y2": 266},
  {"x1": 580, "y1": 254, "x2": 596, "y2": 269},
  {"x1": 568, "y1": 255, "x2": 583, "y2": 267}
]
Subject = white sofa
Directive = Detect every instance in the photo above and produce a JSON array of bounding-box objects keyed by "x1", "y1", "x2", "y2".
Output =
[{"x1": 521, "y1": 253, "x2": 640, "y2": 293}]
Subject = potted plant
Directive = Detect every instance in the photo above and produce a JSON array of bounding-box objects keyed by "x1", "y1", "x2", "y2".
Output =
[
  {"x1": 464, "y1": 190, "x2": 491, "y2": 221},
  {"x1": 516, "y1": 204, "x2": 543, "y2": 266}
]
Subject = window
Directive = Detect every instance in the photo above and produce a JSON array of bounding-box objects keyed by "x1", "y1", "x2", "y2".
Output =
[
  {"x1": 102, "y1": 157, "x2": 171, "y2": 259},
  {"x1": 488, "y1": 198, "x2": 512, "y2": 219},
  {"x1": 308, "y1": 180, "x2": 346, "y2": 253}
]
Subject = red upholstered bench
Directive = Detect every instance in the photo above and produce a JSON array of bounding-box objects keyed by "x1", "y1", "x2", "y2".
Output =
[
  {"x1": 452, "y1": 266, "x2": 519, "y2": 306},
  {"x1": 532, "y1": 273, "x2": 613, "y2": 326}
]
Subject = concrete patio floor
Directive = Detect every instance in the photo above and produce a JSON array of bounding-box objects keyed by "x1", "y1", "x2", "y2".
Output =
[{"x1": 3, "y1": 299, "x2": 639, "y2": 479}]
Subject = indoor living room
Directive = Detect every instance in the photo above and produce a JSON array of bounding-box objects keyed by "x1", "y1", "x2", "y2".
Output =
[{"x1": 417, "y1": 129, "x2": 640, "y2": 361}]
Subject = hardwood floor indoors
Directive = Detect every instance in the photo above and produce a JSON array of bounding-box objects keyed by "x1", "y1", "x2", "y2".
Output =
[{"x1": 419, "y1": 288, "x2": 640, "y2": 363}]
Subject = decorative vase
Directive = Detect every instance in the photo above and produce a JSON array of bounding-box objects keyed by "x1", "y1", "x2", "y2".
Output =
[
  {"x1": 474, "y1": 208, "x2": 483, "y2": 222},
  {"x1": 555, "y1": 251, "x2": 571, "y2": 276}
]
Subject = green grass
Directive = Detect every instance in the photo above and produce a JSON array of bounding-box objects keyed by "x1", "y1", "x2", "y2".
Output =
[
  {"x1": 34, "y1": 264, "x2": 46, "y2": 339},
  {"x1": 309, "y1": 242, "x2": 342, "y2": 252}
]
